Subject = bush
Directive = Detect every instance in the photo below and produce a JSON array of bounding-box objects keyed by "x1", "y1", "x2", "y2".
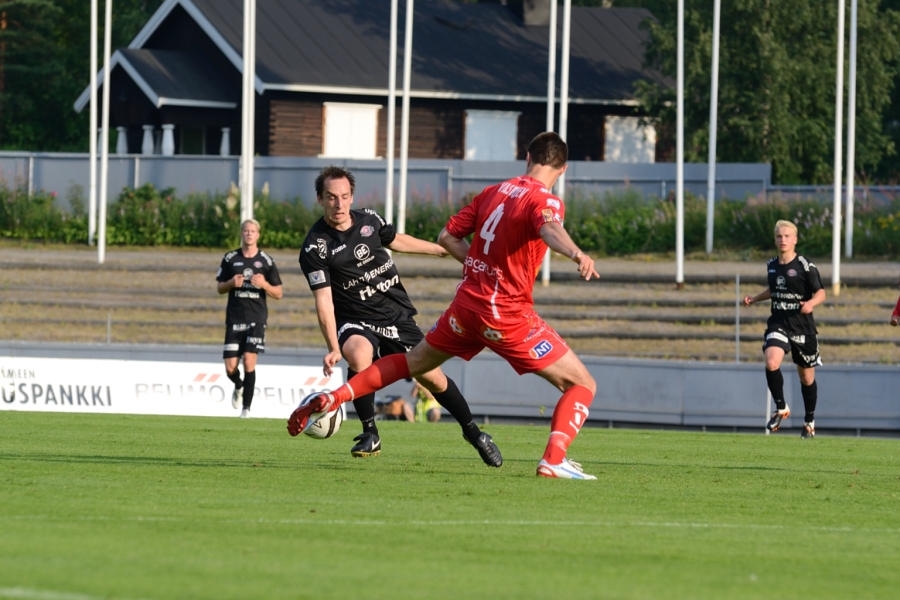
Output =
[{"x1": 2, "y1": 182, "x2": 900, "y2": 257}]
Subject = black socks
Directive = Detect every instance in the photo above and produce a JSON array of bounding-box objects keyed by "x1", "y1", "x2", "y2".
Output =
[
  {"x1": 227, "y1": 369, "x2": 242, "y2": 388},
  {"x1": 801, "y1": 380, "x2": 817, "y2": 423},
  {"x1": 765, "y1": 368, "x2": 786, "y2": 410},
  {"x1": 348, "y1": 369, "x2": 379, "y2": 436},
  {"x1": 432, "y1": 377, "x2": 477, "y2": 430},
  {"x1": 242, "y1": 370, "x2": 255, "y2": 409}
]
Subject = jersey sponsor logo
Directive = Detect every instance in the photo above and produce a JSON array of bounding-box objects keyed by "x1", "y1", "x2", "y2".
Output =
[
  {"x1": 448, "y1": 314, "x2": 465, "y2": 335},
  {"x1": 223, "y1": 343, "x2": 240, "y2": 352},
  {"x1": 776, "y1": 276, "x2": 786, "y2": 288},
  {"x1": 498, "y1": 182, "x2": 528, "y2": 198},
  {"x1": 790, "y1": 334, "x2": 806, "y2": 344},
  {"x1": 360, "y1": 225, "x2": 375, "y2": 237},
  {"x1": 542, "y1": 208, "x2": 554, "y2": 223},
  {"x1": 360, "y1": 322, "x2": 400, "y2": 340},
  {"x1": 772, "y1": 301, "x2": 800, "y2": 311},
  {"x1": 358, "y1": 274, "x2": 399, "y2": 300},
  {"x1": 787, "y1": 269, "x2": 797, "y2": 277},
  {"x1": 337, "y1": 322, "x2": 366, "y2": 338},
  {"x1": 529, "y1": 340, "x2": 553, "y2": 360},
  {"x1": 235, "y1": 290, "x2": 260, "y2": 299},
  {"x1": 246, "y1": 337, "x2": 264, "y2": 345},
  {"x1": 317, "y1": 239, "x2": 327, "y2": 259},
  {"x1": 768, "y1": 269, "x2": 776, "y2": 274},
  {"x1": 765, "y1": 331, "x2": 790, "y2": 344},
  {"x1": 464, "y1": 256, "x2": 503, "y2": 280},
  {"x1": 243, "y1": 268, "x2": 254, "y2": 279},
  {"x1": 524, "y1": 324, "x2": 546, "y2": 342},
  {"x1": 232, "y1": 324, "x2": 251, "y2": 331},
  {"x1": 331, "y1": 244, "x2": 347, "y2": 256},
  {"x1": 546, "y1": 198, "x2": 560, "y2": 209},
  {"x1": 234, "y1": 262, "x2": 244, "y2": 266},
  {"x1": 354, "y1": 244, "x2": 370, "y2": 261},
  {"x1": 308, "y1": 270, "x2": 326, "y2": 285},
  {"x1": 481, "y1": 326, "x2": 503, "y2": 342}
]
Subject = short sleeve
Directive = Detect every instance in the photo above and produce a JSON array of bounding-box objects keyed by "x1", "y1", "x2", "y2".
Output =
[
  {"x1": 445, "y1": 192, "x2": 481, "y2": 239},
  {"x1": 530, "y1": 192, "x2": 565, "y2": 234},
  {"x1": 807, "y1": 262, "x2": 824, "y2": 293},
  {"x1": 379, "y1": 222, "x2": 397, "y2": 248},
  {"x1": 216, "y1": 256, "x2": 229, "y2": 282},
  {"x1": 266, "y1": 261, "x2": 282, "y2": 287},
  {"x1": 299, "y1": 239, "x2": 331, "y2": 290}
]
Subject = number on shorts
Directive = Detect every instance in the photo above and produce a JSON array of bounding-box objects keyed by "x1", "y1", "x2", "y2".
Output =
[{"x1": 480, "y1": 203, "x2": 505, "y2": 255}]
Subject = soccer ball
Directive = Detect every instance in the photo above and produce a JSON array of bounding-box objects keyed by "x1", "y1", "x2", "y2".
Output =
[{"x1": 299, "y1": 392, "x2": 346, "y2": 439}]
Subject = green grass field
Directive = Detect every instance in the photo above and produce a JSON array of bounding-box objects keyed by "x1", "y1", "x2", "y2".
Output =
[{"x1": 1, "y1": 412, "x2": 898, "y2": 600}]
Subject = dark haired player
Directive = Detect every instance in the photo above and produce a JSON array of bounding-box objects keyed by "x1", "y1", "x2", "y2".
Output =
[
  {"x1": 298, "y1": 166, "x2": 501, "y2": 466},
  {"x1": 217, "y1": 219, "x2": 283, "y2": 418},
  {"x1": 743, "y1": 220, "x2": 825, "y2": 438},
  {"x1": 291, "y1": 133, "x2": 600, "y2": 480}
]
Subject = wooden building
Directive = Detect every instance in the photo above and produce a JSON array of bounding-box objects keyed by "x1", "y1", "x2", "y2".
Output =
[{"x1": 75, "y1": 0, "x2": 668, "y2": 162}]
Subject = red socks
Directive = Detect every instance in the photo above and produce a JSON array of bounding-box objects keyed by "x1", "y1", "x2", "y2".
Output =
[
  {"x1": 331, "y1": 353, "x2": 411, "y2": 404},
  {"x1": 542, "y1": 385, "x2": 593, "y2": 465}
]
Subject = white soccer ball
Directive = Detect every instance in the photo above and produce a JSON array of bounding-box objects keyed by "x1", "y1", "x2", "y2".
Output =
[{"x1": 299, "y1": 392, "x2": 346, "y2": 440}]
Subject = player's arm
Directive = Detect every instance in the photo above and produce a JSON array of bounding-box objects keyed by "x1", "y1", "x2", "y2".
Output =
[
  {"x1": 437, "y1": 227, "x2": 469, "y2": 264},
  {"x1": 743, "y1": 288, "x2": 771, "y2": 306},
  {"x1": 539, "y1": 222, "x2": 599, "y2": 281},
  {"x1": 310, "y1": 286, "x2": 343, "y2": 377},
  {"x1": 386, "y1": 233, "x2": 450, "y2": 258},
  {"x1": 216, "y1": 267, "x2": 243, "y2": 294},
  {"x1": 250, "y1": 273, "x2": 283, "y2": 299},
  {"x1": 799, "y1": 288, "x2": 826, "y2": 314}
]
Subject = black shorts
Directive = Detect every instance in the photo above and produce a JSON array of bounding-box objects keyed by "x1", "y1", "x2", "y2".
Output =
[
  {"x1": 763, "y1": 327, "x2": 822, "y2": 368},
  {"x1": 223, "y1": 322, "x2": 267, "y2": 358},
  {"x1": 337, "y1": 318, "x2": 424, "y2": 360}
]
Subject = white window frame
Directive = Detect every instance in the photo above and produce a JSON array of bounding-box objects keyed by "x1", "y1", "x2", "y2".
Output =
[
  {"x1": 320, "y1": 102, "x2": 382, "y2": 159},
  {"x1": 604, "y1": 116, "x2": 656, "y2": 164},
  {"x1": 464, "y1": 110, "x2": 521, "y2": 161}
]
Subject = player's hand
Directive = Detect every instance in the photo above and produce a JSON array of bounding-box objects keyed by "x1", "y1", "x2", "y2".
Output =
[
  {"x1": 232, "y1": 274, "x2": 245, "y2": 288},
  {"x1": 742, "y1": 295, "x2": 753, "y2": 307},
  {"x1": 322, "y1": 351, "x2": 342, "y2": 377},
  {"x1": 799, "y1": 301, "x2": 815, "y2": 314},
  {"x1": 250, "y1": 273, "x2": 267, "y2": 288},
  {"x1": 890, "y1": 315, "x2": 899, "y2": 327},
  {"x1": 572, "y1": 251, "x2": 599, "y2": 281}
]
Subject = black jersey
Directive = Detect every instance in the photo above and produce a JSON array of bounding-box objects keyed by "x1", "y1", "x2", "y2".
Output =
[
  {"x1": 216, "y1": 248, "x2": 282, "y2": 325},
  {"x1": 766, "y1": 254, "x2": 823, "y2": 334},
  {"x1": 299, "y1": 208, "x2": 416, "y2": 326}
]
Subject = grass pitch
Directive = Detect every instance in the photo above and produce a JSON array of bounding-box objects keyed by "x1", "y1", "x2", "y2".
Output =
[{"x1": 1, "y1": 413, "x2": 898, "y2": 600}]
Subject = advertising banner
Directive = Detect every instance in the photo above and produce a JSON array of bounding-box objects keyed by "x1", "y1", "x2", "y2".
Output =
[{"x1": 0, "y1": 356, "x2": 343, "y2": 420}]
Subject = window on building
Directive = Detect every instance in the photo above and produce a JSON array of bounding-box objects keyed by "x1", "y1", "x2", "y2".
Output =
[
  {"x1": 464, "y1": 110, "x2": 520, "y2": 161},
  {"x1": 604, "y1": 116, "x2": 656, "y2": 164},
  {"x1": 180, "y1": 126, "x2": 206, "y2": 155},
  {"x1": 321, "y1": 103, "x2": 381, "y2": 159}
]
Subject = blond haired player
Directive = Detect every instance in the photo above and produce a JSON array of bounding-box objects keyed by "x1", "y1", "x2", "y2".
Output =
[{"x1": 743, "y1": 220, "x2": 825, "y2": 438}]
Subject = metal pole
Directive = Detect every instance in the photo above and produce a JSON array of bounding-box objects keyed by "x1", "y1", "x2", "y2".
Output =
[
  {"x1": 98, "y1": 0, "x2": 113, "y2": 265},
  {"x1": 134, "y1": 156, "x2": 140, "y2": 189},
  {"x1": 27, "y1": 156, "x2": 33, "y2": 197},
  {"x1": 397, "y1": 0, "x2": 414, "y2": 235},
  {"x1": 676, "y1": 0, "x2": 685, "y2": 289},
  {"x1": 385, "y1": 0, "x2": 399, "y2": 225},
  {"x1": 241, "y1": 0, "x2": 256, "y2": 221},
  {"x1": 541, "y1": 0, "x2": 559, "y2": 288},
  {"x1": 832, "y1": 0, "x2": 846, "y2": 296},
  {"x1": 845, "y1": 0, "x2": 858, "y2": 259},
  {"x1": 706, "y1": 0, "x2": 721, "y2": 255},
  {"x1": 89, "y1": 0, "x2": 98, "y2": 245},
  {"x1": 735, "y1": 273, "x2": 740, "y2": 363}
]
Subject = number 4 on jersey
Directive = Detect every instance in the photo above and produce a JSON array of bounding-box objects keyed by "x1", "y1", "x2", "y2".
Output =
[{"x1": 480, "y1": 203, "x2": 505, "y2": 255}]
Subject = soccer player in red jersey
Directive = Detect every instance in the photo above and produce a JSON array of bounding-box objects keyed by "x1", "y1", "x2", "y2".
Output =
[
  {"x1": 890, "y1": 281, "x2": 900, "y2": 327},
  {"x1": 289, "y1": 132, "x2": 601, "y2": 480}
]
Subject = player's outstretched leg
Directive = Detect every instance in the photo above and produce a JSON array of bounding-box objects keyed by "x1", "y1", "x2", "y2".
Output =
[
  {"x1": 537, "y1": 385, "x2": 595, "y2": 480},
  {"x1": 286, "y1": 392, "x2": 335, "y2": 436}
]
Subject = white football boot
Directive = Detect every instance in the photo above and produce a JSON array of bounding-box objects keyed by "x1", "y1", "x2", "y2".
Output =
[{"x1": 536, "y1": 458, "x2": 597, "y2": 480}]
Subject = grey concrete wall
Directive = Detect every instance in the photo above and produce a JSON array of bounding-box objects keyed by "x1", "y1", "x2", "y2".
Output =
[
  {"x1": 0, "y1": 152, "x2": 771, "y2": 209},
  {"x1": 2, "y1": 341, "x2": 896, "y2": 431}
]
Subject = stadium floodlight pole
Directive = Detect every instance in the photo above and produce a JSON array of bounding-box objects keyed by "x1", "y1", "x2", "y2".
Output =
[
  {"x1": 97, "y1": 0, "x2": 113, "y2": 265},
  {"x1": 240, "y1": 0, "x2": 257, "y2": 222},
  {"x1": 556, "y1": 0, "x2": 571, "y2": 194},
  {"x1": 675, "y1": 0, "x2": 685, "y2": 289},
  {"x1": 385, "y1": 0, "x2": 399, "y2": 226},
  {"x1": 705, "y1": 0, "x2": 721, "y2": 256},
  {"x1": 397, "y1": 0, "x2": 414, "y2": 235},
  {"x1": 88, "y1": 0, "x2": 98, "y2": 246},
  {"x1": 845, "y1": 0, "x2": 858, "y2": 259},
  {"x1": 832, "y1": 0, "x2": 846, "y2": 296},
  {"x1": 540, "y1": 0, "x2": 558, "y2": 287}
]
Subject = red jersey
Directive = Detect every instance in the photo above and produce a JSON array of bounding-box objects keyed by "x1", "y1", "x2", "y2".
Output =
[{"x1": 445, "y1": 175, "x2": 564, "y2": 318}]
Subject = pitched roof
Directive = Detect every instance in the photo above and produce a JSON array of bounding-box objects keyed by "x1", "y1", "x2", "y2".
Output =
[{"x1": 77, "y1": 0, "x2": 668, "y2": 111}]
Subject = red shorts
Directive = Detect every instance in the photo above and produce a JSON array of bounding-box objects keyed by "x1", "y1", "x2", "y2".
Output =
[{"x1": 425, "y1": 300, "x2": 569, "y2": 375}]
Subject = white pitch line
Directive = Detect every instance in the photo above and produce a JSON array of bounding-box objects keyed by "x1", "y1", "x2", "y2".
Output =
[
  {"x1": 2, "y1": 514, "x2": 899, "y2": 534},
  {"x1": 0, "y1": 588, "x2": 146, "y2": 600}
]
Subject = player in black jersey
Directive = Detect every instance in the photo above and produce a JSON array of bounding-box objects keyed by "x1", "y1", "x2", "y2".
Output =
[
  {"x1": 743, "y1": 220, "x2": 826, "y2": 438},
  {"x1": 298, "y1": 166, "x2": 501, "y2": 466},
  {"x1": 217, "y1": 219, "x2": 283, "y2": 418}
]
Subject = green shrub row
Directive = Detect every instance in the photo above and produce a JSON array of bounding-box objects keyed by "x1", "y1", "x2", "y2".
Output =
[{"x1": 2, "y1": 183, "x2": 900, "y2": 257}]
